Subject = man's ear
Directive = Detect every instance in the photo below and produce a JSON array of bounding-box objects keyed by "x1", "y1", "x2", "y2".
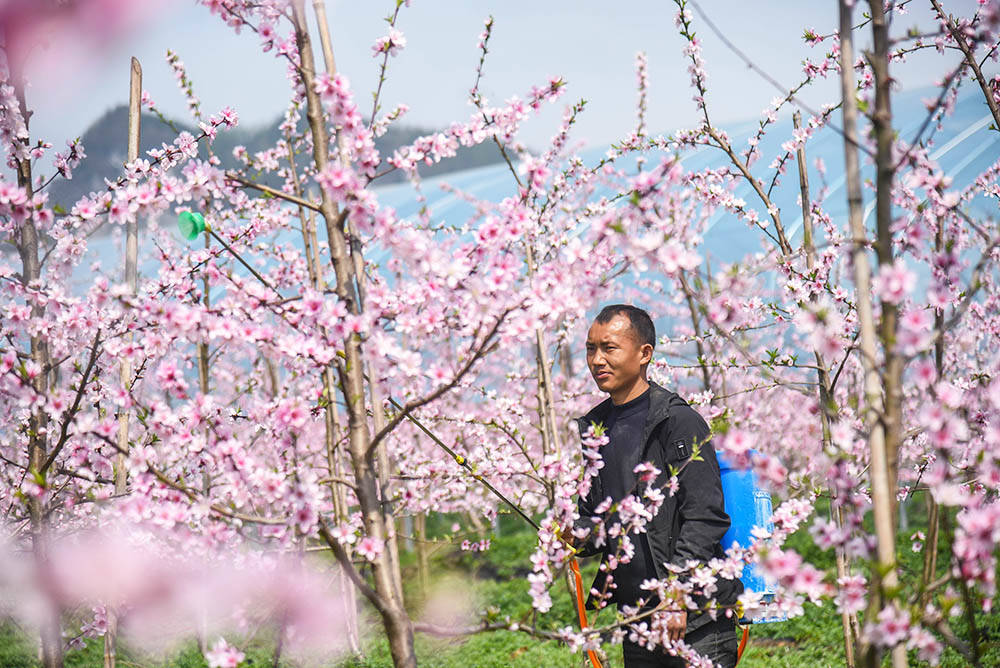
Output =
[{"x1": 640, "y1": 343, "x2": 653, "y2": 365}]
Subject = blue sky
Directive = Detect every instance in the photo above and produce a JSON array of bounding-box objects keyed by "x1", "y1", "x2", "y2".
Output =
[{"x1": 24, "y1": 0, "x2": 986, "y2": 156}]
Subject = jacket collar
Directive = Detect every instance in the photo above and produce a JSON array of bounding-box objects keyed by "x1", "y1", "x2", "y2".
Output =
[{"x1": 576, "y1": 381, "x2": 682, "y2": 446}]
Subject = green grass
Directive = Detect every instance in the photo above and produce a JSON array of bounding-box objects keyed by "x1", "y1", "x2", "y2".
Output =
[
  {"x1": 3, "y1": 498, "x2": 998, "y2": 667},
  {"x1": 0, "y1": 622, "x2": 37, "y2": 668}
]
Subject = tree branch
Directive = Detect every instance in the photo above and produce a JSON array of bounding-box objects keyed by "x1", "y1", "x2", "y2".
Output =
[
  {"x1": 225, "y1": 172, "x2": 322, "y2": 212},
  {"x1": 931, "y1": 0, "x2": 1000, "y2": 130},
  {"x1": 40, "y1": 331, "x2": 103, "y2": 474},
  {"x1": 364, "y1": 309, "x2": 511, "y2": 458}
]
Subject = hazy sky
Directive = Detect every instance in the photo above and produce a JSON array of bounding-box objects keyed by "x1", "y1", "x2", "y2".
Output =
[{"x1": 23, "y1": 0, "x2": 984, "y2": 157}]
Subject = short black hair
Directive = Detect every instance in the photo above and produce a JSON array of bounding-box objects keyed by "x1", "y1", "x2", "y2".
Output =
[{"x1": 594, "y1": 304, "x2": 655, "y2": 348}]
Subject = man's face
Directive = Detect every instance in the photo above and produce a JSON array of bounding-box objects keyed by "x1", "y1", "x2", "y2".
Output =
[{"x1": 585, "y1": 315, "x2": 652, "y2": 395}]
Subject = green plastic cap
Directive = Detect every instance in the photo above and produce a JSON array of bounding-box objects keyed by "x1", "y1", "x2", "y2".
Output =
[{"x1": 178, "y1": 210, "x2": 206, "y2": 240}]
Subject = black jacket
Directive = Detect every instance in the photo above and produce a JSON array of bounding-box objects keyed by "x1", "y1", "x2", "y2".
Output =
[{"x1": 575, "y1": 382, "x2": 741, "y2": 628}]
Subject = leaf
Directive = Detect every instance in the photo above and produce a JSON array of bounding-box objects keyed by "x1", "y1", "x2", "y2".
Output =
[{"x1": 710, "y1": 415, "x2": 731, "y2": 435}]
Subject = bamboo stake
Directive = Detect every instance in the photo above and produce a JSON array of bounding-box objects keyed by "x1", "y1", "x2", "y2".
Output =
[
  {"x1": 524, "y1": 245, "x2": 563, "y2": 464},
  {"x1": 415, "y1": 512, "x2": 430, "y2": 599},
  {"x1": 197, "y1": 228, "x2": 211, "y2": 402},
  {"x1": 105, "y1": 55, "x2": 142, "y2": 668},
  {"x1": 116, "y1": 57, "x2": 141, "y2": 495},
  {"x1": 194, "y1": 226, "x2": 211, "y2": 657}
]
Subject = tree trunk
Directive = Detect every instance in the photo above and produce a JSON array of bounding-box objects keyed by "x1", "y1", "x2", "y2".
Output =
[
  {"x1": 867, "y1": 5, "x2": 907, "y2": 667},
  {"x1": 290, "y1": 3, "x2": 414, "y2": 665},
  {"x1": 310, "y1": 0, "x2": 405, "y2": 601},
  {"x1": 841, "y1": 3, "x2": 904, "y2": 667},
  {"x1": 11, "y1": 60, "x2": 62, "y2": 668}
]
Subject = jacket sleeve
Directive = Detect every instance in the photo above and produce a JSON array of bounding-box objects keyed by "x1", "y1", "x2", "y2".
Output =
[{"x1": 666, "y1": 406, "x2": 730, "y2": 568}]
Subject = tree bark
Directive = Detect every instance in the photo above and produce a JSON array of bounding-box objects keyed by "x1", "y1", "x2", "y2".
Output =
[
  {"x1": 682, "y1": 279, "x2": 712, "y2": 393},
  {"x1": 841, "y1": 3, "x2": 904, "y2": 667},
  {"x1": 920, "y1": 223, "x2": 945, "y2": 605},
  {"x1": 310, "y1": 0, "x2": 404, "y2": 597},
  {"x1": 290, "y1": 3, "x2": 414, "y2": 665},
  {"x1": 867, "y1": 0, "x2": 904, "y2": 532},
  {"x1": 868, "y1": 17, "x2": 907, "y2": 668},
  {"x1": 11, "y1": 58, "x2": 62, "y2": 668}
]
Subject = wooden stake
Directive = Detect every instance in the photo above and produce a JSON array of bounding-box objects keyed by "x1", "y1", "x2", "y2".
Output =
[
  {"x1": 415, "y1": 513, "x2": 430, "y2": 599},
  {"x1": 115, "y1": 55, "x2": 140, "y2": 497},
  {"x1": 106, "y1": 55, "x2": 142, "y2": 668}
]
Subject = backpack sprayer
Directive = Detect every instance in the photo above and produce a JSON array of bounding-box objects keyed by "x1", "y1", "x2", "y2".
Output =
[{"x1": 177, "y1": 211, "x2": 783, "y2": 667}]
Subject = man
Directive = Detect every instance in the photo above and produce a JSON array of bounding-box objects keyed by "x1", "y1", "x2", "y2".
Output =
[{"x1": 574, "y1": 304, "x2": 740, "y2": 667}]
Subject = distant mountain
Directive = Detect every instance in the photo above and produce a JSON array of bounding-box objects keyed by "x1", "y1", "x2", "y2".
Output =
[{"x1": 47, "y1": 105, "x2": 506, "y2": 211}]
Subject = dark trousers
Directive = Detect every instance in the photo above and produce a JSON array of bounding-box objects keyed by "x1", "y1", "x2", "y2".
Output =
[{"x1": 622, "y1": 615, "x2": 738, "y2": 668}]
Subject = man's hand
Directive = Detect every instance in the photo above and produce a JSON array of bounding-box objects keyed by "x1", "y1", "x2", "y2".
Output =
[
  {"x1": 666, "y1": 610, "x2": 687, "y2": 644},
  {"x1": 553, "y1": 524, "x2": 581, "y2": 554}
]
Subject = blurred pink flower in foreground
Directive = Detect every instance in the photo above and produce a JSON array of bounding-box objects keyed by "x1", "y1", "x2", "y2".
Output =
[
  {"x1": 205, "y1": 637, "x2": 244, "y2": 668},
  {"x1": 1, "y1": 0, "x2": 170, "y2": 79},
  {"x1": 0, "y1": 525, "x2": 351, "y2": 663}
]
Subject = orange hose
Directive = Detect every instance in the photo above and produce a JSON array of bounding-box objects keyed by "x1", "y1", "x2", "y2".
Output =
[
  {"x1": 571, "y1": 557, "x2": 747, "y2": 667},
  {"x1": 736, "y1": 624, "x2": 749, "y2": 663},
  {"x1": 570, "y1": 557, "x2": 603, "y2": 668}
]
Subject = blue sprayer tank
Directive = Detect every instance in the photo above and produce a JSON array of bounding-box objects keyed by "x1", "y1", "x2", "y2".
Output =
[{"x1": 717, "y1": 451, "x2": 785, "y2": 624}]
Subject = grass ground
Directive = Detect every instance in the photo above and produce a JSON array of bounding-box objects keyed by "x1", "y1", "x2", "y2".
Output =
[{"x1": 2, "y1": 493, "x2": 998, "y2": 666}]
